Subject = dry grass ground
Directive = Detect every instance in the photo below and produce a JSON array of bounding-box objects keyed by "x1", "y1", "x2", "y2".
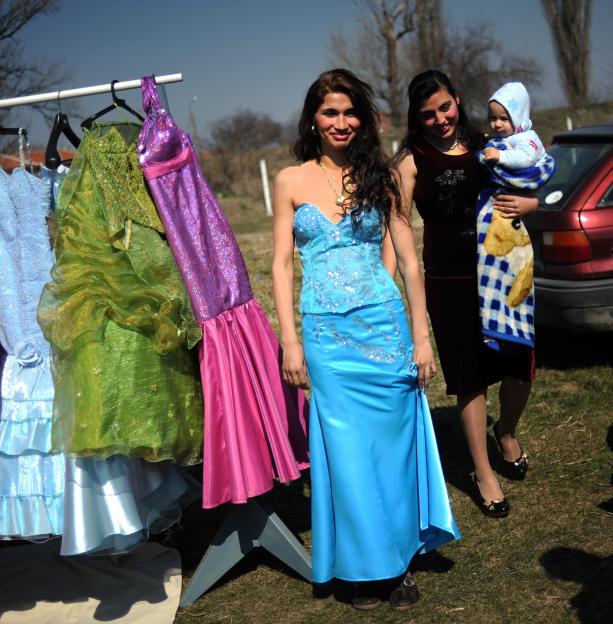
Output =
[{"x1": 170, "y1": 208, "x2": 613, "y2": 624}]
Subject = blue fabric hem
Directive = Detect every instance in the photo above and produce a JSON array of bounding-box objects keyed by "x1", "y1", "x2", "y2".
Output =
[
  {"x1": 482, "y1": 329, "x2": 534, "y2": 350},
  {"x1": 0, "y1": 492, "x2": 63, "y2": 537},
  {"x1": 313, "y1": 527, "x2": 460, "y2": 583}
]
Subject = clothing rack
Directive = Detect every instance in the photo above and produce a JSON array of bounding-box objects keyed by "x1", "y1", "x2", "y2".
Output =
[
  {"x1": 0, "y1": 73, "x2": 183, "y2": 108},
  {"x1": 0, "y1": 69, "x2": 312, "y2": 603}
]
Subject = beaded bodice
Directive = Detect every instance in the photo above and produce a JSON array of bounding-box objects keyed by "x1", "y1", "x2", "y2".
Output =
[
  {"x1": 82, "y1": 122, "x2": 164, "y2": 238},
  {"x1": 0, "y1": 168, "x2": 52, "y2": 358},
  {"x1": 293, "y1": 203, "x2": 400, "y2": 314}
]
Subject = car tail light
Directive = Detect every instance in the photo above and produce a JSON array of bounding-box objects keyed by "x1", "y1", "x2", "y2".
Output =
[{"x1": 542, "y1": 230, "x2": 593, "y2": 263}]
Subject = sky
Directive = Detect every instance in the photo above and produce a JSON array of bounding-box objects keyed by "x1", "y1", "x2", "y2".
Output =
[{"x1": 11, "y1": 0, "x2": 613, "y2": 147}]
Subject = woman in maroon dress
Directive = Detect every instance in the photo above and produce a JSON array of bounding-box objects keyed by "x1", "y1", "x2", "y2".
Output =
[{"x1": 396, "y1": 70, "x2": 535, "y2": 517}]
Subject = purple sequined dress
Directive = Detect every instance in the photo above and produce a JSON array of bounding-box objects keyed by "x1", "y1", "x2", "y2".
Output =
[{"x1": 137, "y1": 76, "x2": 308, "y2": 508}]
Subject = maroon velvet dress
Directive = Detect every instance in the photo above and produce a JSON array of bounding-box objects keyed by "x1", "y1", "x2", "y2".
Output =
[{"x1": 410, "y1": 138, "x2": 534, "y2": 396}]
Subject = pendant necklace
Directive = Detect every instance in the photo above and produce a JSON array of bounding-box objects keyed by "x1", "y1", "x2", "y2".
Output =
[
  {"x1": 445, "y1": 137, "x2": 460, "y2": 151},
  {"x1": 319, "y1": 161, "x2": 347, "y2": 206}
]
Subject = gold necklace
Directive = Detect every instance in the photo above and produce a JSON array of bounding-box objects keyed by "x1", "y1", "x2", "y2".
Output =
[{"x1": 319, "y1": 161, "x2": 348, "y2": 206}]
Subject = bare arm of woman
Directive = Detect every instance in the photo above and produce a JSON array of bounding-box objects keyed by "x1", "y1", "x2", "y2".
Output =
[
  {"x1": 272, "y1": 167, "x2": 309, "y2": 389},
  {"x1": 382, "y1": 229, "x2": 397, "y2": 277},
  {"x1": 392, "y1": 155, "x2": 437, "y2": 390},
  {"x1": 493, "y1": 193, "x2": 539, "y2": 218}
]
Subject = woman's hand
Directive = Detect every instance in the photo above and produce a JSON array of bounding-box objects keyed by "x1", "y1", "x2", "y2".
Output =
[
  {"x1": 281, "y1": 340, "x2": 310, "y2": 389},
  {"x1": 413, "y1": 338, "x2": 437, "y2": 391},
  {"x1": 493, "y1": 193, "x2": 539, "y2": 219}
]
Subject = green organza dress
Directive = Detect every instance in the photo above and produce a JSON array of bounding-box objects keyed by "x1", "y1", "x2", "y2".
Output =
[{"x1": 38, "y1": 122, "x2": 203, "y2": 465}]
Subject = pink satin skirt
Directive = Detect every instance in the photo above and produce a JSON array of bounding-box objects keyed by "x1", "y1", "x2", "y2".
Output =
[{"x1": 199, "y1": 298, "x2": 309, "y2": 508}]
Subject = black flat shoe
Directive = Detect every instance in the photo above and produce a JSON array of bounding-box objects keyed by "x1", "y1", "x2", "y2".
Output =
[
  {"x1": 389, "y1": 573, "x2": 420, "y2": 611},
  {"x1": 472, "y1": 473, "x2": 510, "y2": 518},
  {"x1": 493, "y1": 421, "x2": 529, "y2": 480},
  {"x1": 351, "y1": 583, "x2": 381, "y2": 611}
]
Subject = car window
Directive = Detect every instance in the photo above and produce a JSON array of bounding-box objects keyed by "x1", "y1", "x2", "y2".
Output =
[
  {"x1": 597, "y1": 181, "x2": 613, "y2": 207},
  {"x1": 537, "y1": 144, "x2": 613, "y2": 210}
]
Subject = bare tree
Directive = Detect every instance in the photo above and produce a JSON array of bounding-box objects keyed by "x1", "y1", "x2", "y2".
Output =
[
  {"x1": 541, "y1": 0, "x2": 592, "y2": 108},
  {"x1": 209, "y1": 110, "x2": 282, "y2": 154},
  {"x1": 329, "y1": 0, "x2": 415, "y2": 128},
  {"x1": 206, "y1": 110, "x2": 282, "y2": 195},
  {"x1": 413, "y1": 0, "x2": 446, "y2": 72},
  {"x1": 329, "y1": 1, "x2": 541, "y2": 129},
  {"x1": 444, "y1": 21, "x2": 543, "y2": 120},
  {"x1": 0, "y1": 1, "x2": 71, "y2": 138}
]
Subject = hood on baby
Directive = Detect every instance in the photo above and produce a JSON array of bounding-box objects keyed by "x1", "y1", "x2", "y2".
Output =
[{"x1": 489, "y1": 82, "x2": 532, "y2": 133}]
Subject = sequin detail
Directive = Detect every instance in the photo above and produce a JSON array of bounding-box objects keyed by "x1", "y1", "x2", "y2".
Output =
[
  {"x1": 307, "y1": 301, "x2": 414, "y2": 370},
  {"x1": 294, "y1": 203, "x2": 400, "y2": 314}
]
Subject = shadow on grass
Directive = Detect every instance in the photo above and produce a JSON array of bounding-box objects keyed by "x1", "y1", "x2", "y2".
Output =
[
  {"x1": 598, "y1": 424, "x2": 613, "y2": 513},
  {"x1": 430, "y1": 406, "x2": 501, "y2": 500},
  {"x1": 313, "y1": 550, "x2": 454, "y2": 607},
  {"x1": 535, "y1": 326, "x2": 613, "y2": 370},
  {"x1": 155, "y1": 473, "x2": 312, "y2": 596},
  {"x1": 540, "y1": 547, "x2": 613, "y2": 624}
]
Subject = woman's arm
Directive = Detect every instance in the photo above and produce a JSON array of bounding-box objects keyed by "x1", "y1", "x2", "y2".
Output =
[
  {"x1": 381, "y1": 229, "x2": 397, "y2": 277},
  {"x1": 392, "y1": 155, "x2": 436, "y2": 390},
  {"x1": 493, "y1": 193, "x2": 539, "y2": 218},
  {"x1": 272, "y1": 167, "x2": 309, "y2": 388}
]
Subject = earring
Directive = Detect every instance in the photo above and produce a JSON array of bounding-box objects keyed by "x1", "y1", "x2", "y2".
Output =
[{"x1": 311, "y1": 124, "x2": 317, "y2": 134}]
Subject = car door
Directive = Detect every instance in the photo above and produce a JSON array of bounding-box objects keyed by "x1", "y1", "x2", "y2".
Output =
[{"x1": 580, "y1": 166, "x2": 613, "y2": 278}]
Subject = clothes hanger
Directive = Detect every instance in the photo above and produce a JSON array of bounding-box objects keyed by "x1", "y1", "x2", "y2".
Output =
[
  {"x1": 45, "y1": 92, "x2": 81, "y2": 169},
  {"x1": 0, "y1": 126, "x2": 24, "y2": 136},
  {"x1": 81, "y1": 79, "x2": 144, "y2": 131}
]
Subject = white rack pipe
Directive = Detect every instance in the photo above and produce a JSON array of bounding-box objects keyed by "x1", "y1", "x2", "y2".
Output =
[{"x1": 0, "y1": 73, "x2": 183, "y2": 108}]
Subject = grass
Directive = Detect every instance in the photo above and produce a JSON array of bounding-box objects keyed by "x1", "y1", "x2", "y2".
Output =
[{"x1": 168, "y1": 207, "x2": 613, "y2": 624}]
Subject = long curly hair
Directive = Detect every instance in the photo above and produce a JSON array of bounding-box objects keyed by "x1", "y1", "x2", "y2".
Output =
[
  {"x1": 292, "y1": 68, "x2": 401, "y2": 225},
  {"x1": 398, "y1": 69, "x2": 483, "y2": 154}
]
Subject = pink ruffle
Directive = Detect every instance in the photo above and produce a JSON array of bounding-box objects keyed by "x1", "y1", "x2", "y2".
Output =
[{"x1": 199, "y1": 298, "x2": 309, "y2": 508}]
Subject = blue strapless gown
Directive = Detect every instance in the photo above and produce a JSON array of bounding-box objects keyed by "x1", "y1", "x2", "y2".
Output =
[{"x1": 294, "y1": 203, "x2": 460, "y2": 583}]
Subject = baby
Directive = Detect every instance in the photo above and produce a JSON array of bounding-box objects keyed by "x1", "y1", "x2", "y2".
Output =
[
  {"x1": 483, "y1": 81, "x2": 547, "y2": 169},
  {"x1": 476, "y1": 81, "x2": 556, "y2": 353}
]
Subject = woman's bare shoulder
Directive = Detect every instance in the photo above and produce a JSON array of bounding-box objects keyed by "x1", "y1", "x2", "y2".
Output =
[
  {"x1": 276, "y1": 161, "x2": 314, "y2": 183},
  {"x1": 395, "y1": 151, "x2": 416, "y2": 177}
]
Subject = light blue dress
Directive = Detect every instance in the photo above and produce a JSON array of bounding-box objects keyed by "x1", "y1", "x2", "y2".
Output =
[
  {"x1": 294, "y1": 203, "x2": 460, "y2": 583},
  {"x1": 0, "y1": 167, "x2": 64, "y2": 538}
]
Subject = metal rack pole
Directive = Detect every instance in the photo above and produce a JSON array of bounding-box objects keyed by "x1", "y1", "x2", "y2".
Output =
[{"x1": 0, "y1": 73, "x2": 183, "y2": 108}]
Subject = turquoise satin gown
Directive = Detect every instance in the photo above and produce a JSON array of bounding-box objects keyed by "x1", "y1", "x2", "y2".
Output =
[{"x1": 294, "y1": 203, "x2": 460, "y2": 583}]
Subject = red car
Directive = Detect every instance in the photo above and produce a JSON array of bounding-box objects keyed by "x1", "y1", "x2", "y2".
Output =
[{"x1": 525, "y1": 122, "x2": 613, "y2": 331}]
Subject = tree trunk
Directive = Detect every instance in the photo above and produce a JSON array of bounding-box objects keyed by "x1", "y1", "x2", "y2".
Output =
[
  {"x1": 415, "y1": 0, "x2": 446, "y2": 71},
  {"x1": 541, "y1": 0, "x2": 592, "y2": 108},
  {"x1": 386, "y1": 30, "x2": 403, "y2": 128}
]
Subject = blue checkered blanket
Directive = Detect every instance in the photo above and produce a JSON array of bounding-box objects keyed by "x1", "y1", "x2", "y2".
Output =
[{"x1": 476, "y1": 138, "x2": 556, "y2": 351}]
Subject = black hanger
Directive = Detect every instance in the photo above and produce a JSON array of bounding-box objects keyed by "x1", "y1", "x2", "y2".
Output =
[
  {"x1": 0, "y1": 126, "x2": 25, "y2": 136},
  {"x1": 45, "y1": 94, "x2": 81, "y2": 169},
  {"x1": 81, "y1": 79, "x2": 144, "y2": 131}
]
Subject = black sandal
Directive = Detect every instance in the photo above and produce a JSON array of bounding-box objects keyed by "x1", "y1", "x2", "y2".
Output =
[
  {"x1": 351, "y1": 583, "x2": 381, "y2": 611},
  {"x1": 493, "y1": 421, "x2": 529, "y2": 480}
]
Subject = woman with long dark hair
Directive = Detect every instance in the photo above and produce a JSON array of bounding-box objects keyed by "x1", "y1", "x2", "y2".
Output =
[
  {"x1": 272, "y1": 69, "x2": 460, "y2": 611},
  {"x1": 396, "y1": 69, "x2": 536, "y2": 517}
]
